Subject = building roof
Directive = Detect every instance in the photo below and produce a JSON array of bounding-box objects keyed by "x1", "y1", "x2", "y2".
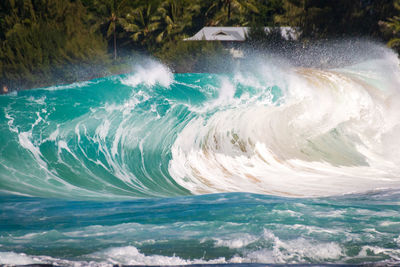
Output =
[
  {"x1": 184, "y1": 27, "x2": 298, "y2": 42},
  {"x1": 185, "y1": 27, "x2": 247, "y2": 41}
]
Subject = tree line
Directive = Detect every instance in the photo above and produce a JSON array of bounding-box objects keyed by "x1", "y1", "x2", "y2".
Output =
[{"x1": 1, "y1": 0, "x2": 400, "y2": 91}]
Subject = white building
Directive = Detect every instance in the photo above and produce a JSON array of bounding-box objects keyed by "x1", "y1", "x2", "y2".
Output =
[
  {"x1": 184, "y1": 27, "x2": 298, "y2": 58},
  {"x1": 184, "y1": 27, "x2": 298, "y2": 42}
]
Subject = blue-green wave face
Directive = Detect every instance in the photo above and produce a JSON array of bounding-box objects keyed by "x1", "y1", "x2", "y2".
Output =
[
  {"x1": 0, "y1": 61, "x2": 286, "y2": 199},
  {"x1": 1, "y1": 43, "x2": 400, "y2": 265},
  {"x1": 2, "y1": 50, "x2": 400, "y2": 199}
]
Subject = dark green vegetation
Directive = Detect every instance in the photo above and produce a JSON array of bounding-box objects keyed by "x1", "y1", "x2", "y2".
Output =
[{"x1": 1, "y1": 0, "x2": 400, "y2": 91}]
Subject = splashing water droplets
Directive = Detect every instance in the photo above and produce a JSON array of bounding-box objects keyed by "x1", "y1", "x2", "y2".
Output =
[{"x1": 122, "y1": 61, "x2": 173, "y2": 88}]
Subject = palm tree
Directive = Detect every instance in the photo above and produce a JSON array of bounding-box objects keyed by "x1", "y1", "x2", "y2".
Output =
[
  {"x1": 206, "y1": 0, "x2": 258, "y2": 25},
  {"x1": 381, "y1": 0, "x2": 400, "y2": 51},
  {"x1": 93, "y1": 0, "x2": 130, "y2": 60},
  {"x1": 119, "y1": 4, "x2": 161, "y2": 50},
  {"x1": 156, "y1": 0, "x2": 200, "y2": 43}
]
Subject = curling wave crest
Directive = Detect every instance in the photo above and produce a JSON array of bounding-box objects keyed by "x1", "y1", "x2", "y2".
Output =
[{"x1": 170, "y1": 51, "x2": 400, "y2": 197}]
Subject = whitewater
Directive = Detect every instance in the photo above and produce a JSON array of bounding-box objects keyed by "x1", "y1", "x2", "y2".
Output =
[{"x1": 1, "y1": 42, "x2": 400, "y2": 265}]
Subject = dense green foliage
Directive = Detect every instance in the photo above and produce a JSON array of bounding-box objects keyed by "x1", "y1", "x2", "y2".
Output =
[
  {"x1": 155, "y1": 40, "x2": 232, "y2": 73},
  {"x1": 0, "y1": 0, "x2": 109, "y2": 90},
  {"x1": 381, "y1": 0, "x2": 400, "y2": 53},
  {"x1": 276, "y1": 0, "x2": 395, "y2": 39},
  {"x1": 1, "y1": 0, "x2": 400, "y2": 91}
]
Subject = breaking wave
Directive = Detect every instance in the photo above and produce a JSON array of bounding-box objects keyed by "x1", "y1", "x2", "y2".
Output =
[{"x1": 1, "y1": 43, "x2": 400, "y2": 199}]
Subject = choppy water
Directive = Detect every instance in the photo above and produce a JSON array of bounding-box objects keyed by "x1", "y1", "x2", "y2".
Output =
[{"x1": 1, "y1": 43, "x2": 400, "y2": 266}]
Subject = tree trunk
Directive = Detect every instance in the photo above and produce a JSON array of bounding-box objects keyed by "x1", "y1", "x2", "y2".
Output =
[
  {"x1": 113, "y1": 22, "x2": 117, "y2": 60},
  {"x1": 228, "y1": 1, "x2": 231, "y2": 21}
]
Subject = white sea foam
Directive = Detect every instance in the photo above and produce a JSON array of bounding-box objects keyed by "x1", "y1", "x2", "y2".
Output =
[
  {"x1": 213, "y1": 234, "x2": 259, "y2": 249},
  {"x1": 122, "y1": 61, "x2": 173, "y2": 88},
  {"x1": 0, "y1": 248, "x2": 227, "y2": 266},
  {"x1": 40, "y1": 80, "x2": 96, "y2": 91},
  {"x1": 0, "y1": 239, "x2": 347, "y2": 266},
  {"x1": 358, "y1": 246, "x2": 400, "y2": 261},
  {"x1": 0, "y1": 252, "x2": 43, "y2": 265},
  {"x1": 90, "y1": 246, "x2": 212, "y2": 265}
]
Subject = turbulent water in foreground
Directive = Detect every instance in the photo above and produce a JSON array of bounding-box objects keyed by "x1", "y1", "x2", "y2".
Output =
[{"x1": 1, "y1": 43, "x2": 400, "y2": 266}]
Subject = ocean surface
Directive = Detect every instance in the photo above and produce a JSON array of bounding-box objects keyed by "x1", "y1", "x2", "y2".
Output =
[{"x1": 1, "y1": 43, "x2": 400, "y2": 266}]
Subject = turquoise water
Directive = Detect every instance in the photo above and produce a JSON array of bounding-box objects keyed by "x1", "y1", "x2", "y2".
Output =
[
  {"x1": 1, "y1": 192, "x2": 400, "y2": 265},
  {"x1": 1, "y1": 48, "x2": 400, "y2": 265}
]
